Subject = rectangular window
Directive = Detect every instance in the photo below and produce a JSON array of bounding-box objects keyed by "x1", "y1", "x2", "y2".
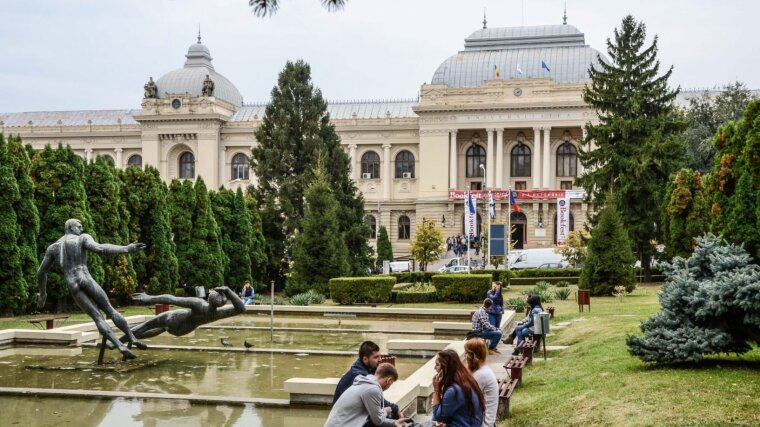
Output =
[
  {"x1": 560, "y1": 181, "x2": 573, "y2": 190},
  {"x1": 515, "y1": 181, "x2": 527, "y2": 190},
  {"x1": 470, "y1": 181, "x2": 482, "y2": 191}
]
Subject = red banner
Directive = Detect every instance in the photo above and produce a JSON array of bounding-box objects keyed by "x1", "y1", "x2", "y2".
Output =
[{"x1": 448, "y1": 190, "x2": 567, "y2": 201}]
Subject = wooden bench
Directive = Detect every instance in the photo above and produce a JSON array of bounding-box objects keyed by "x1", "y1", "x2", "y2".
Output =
[
  {"x1": 519, "y1": 337, "x2": 540, "y2": 364},
  {"x1": 503, "y1": 355, "x2": 528, "y2": 386},
  {"x1": 496, "y1": 378, "x2": 519, "y2": 418},
  {"x1": 27, "y1": 316, "x2": 69, "y2": 330}
]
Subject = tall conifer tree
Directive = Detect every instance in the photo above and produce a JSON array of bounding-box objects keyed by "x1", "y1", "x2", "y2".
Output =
[
  {"x1": 578, "y1": 15, "x2": 686, "y2": 279},
  {"x1": 121, "y1": 166, "x2": 178, "y2": 294},
  {"x1": 244, "y1": 189, "x2": 267, "y2": 290},
  {"x1": 85, "y1": 156, "x2": 137, "y2": 301},
  {"x1": 6, "y1": 136, "x2": 39, "y2": 309},
  {"x1": 212, "y1": 187, "x2": 253, "y2": 291},
  {"x1": 185, "y1": 177, "x2": 226, "y2": 288},
  {"x1": 168, "y1": 179, "x2": 196, "y2": 287},
  {"x1": 0, "y1": 134, "x2": 26, "y2": 315},
  {"x1": 252, "y1": 60, "x2": 372, "y2": 286},
  {"x1": 31, "y1": 144, "x2": 103, "y2": 311},
  {"x1": 376, "y1": 226, "x2": 394, "y2": 266}
]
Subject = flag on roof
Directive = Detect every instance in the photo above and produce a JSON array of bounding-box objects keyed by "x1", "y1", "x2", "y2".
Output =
[
  {"x1": 509, "y1": 190, "x2": 520, "y2": 213},
  {"x1": 516, "y1": 64, "x2": 523, "y2": 76},
  {"x1": 494, "y1": 64, "x2": 501, "y2": 78},
  {"x1": 541, "y1": 60, "x2": 551, "y2": 72}
]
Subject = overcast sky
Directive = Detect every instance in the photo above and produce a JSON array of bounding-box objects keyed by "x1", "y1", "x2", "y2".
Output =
[{"x1": 1, "y1": 0, "x2": 758, "y2": 112}]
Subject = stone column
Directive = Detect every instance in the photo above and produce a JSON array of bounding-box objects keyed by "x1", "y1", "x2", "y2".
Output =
[
  {"x1": 495, "y1": 129, "x2": 504, "y2": 188},
  {"x1": 579, "y1": 127, "x2": 587, "y2": 176},
  {"x1": 486, "y1": 129, "x2": 495, "y2": 188},
  {"x1": 532, "y1": 127, "x2": 541, "y2": 189},
  {"x1": 348, "y1": 144, "x2": 358, "y2": 180},
  {"x1": 542, "y1": 126, "x2": 552, "y2": 189},
  {"x1": 114, "y1": 148, "x2": 123, "y2": 169},
  {"x1": 219, "y1": 146, "x2": 227, "y2": 186},
  {"x1": 382, "y1": 143, "x2": 392, "y2": 200},
  {"x1": 449, "y1": 130, "x2": 458, "y2": 189},
  {"x1": 85, "y1": 148, "x2": 93, "y2": 163}
]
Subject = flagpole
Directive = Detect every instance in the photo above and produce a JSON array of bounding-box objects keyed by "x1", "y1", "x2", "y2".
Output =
[
  {"x1": 486, "y1": 191, "x2": 491, "y2": 270},
  {"x1": 507, "y1": 186, "x2": 512, "y2": 281},
  {"x1": 466, "y1": 191, "x2": 471, "y2": 274}
]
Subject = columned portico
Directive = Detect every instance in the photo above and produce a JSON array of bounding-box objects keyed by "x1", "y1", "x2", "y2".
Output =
[
  {"x1": 542, "y1": 126, "x2": 552, "y2": 188},
  {"x1": 85, "y1": 148, "x2": 93, "y2": 163},
  {"x1": 449, "y1": 130, "x2": 458, "y2": 189},
  {"x1": 495, "y1": 129, "x2": 504, "y2": 189},
  {"x1": 348, "y1": 144, "x2": 357, "y2": 179},
  {"x1": 382, "y1": 143, "x2": 391, "y2": 199},
  {"x1": 486, "y1": 128, "x2": 495, "y2": 188},
  {"x1": 532, "y1": 127, "x2": 542, "y2": 189},
  {"x1": 114, "y1": 148, "x2": 123, "y2": 168}
]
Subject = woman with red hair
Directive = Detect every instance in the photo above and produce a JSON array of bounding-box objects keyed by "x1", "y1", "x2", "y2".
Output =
[{"x1": 432, "y1": 349, "x2": 484, "y2": 427}]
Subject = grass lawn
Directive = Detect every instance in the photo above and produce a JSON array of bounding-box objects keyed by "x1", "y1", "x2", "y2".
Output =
[
  {"x1": 0, "y1": 306, "x2": 156, "y2": 330},
  {"x1": 501, "y1": 284, "x2": 760, "y2": 426}
]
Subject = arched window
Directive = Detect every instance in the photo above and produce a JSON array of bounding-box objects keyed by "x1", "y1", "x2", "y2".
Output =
[
  {"x1": 395, "y1": 150, "x2": 415, "y2": 178},
  {"x1": 231, "y1": 153, "x2": 250, "y2": 180},
  {"x1": 510, "y1": 144, "x2": 531, "y2": 177},
  {"x1": 366, "y1": 215, "x2": 377, "y2": 239},
  {"x1": 556, "y1": 142, "x2": 577, "y2": 177},
  {"x1": 127, "y1": 154, "x2": 142, "y2": 168},
  {"x1": 101, "y1": 154, "x2": 115, "y2": 165},
  {"x1": 179, "y1": 151, "x2": 195, "y2": 179},
  {"x1": 398, "y1": 215, "x2": 411, "y2": 240},
  {"x1": 466, "y1": 145, "x2": 486, "y2": 178},
  {"x1": 361, "y1": 151, "x2": 380, "y2": 179},
  {"x1": 554, "y1": 212, "x2": 576, "y2": 244}
]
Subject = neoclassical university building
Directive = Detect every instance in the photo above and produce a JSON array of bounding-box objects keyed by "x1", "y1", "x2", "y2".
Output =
[{"x1": 1, "y1": 22, "x2": 682, "y2": 256}]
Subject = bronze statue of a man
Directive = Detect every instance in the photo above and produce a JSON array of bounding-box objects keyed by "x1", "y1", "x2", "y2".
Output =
[{"x1": 37, "y1": 219, "x2": 147, "y2": 360}]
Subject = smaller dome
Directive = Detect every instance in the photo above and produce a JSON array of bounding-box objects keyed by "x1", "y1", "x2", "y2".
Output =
[{"x1": 155, "y1": 37, "x2": 243, "y2": 106}]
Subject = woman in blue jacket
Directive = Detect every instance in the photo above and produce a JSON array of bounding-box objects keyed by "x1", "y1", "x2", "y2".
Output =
[
  {"x1": 509, "y1": 295, "x2": 544, "y2": 354},
  {"x1": 485, "y1": 282, "x2": 504, "y2": 328},
  {"x1": 432, "y1": 349, "x2": 484, "y2": 427}
]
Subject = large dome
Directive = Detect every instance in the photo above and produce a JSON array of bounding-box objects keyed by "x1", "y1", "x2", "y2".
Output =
[
  {"x1": 156, "y1": 37, "x2": 243, "y2": 106},
  {"x1": 432, "y1": 24, "x2": 608, "y2": 87}
]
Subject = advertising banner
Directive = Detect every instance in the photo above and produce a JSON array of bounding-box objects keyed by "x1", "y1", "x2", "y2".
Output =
[{"x1": 556, "y1": 195, "x2": 571, "y2": 245}]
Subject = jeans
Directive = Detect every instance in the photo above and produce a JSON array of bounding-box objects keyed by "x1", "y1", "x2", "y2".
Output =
[
  {"x1": 488, "y1": 313, "x2": 502, "y2": 329},
  {"x1": 481, "y1": 329, "x2": 503, "y2": 350},
  {"x1": 516, "y1": 325, "x2": 532, "y2": 346},
  {"x1": 242, "y1": 296, "x2": 254, "y2": 305}
]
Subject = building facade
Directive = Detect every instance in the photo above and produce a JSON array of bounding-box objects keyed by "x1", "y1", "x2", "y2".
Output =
[{"x1": 2, "y1": 23, "x2": 620, "y2": 256}]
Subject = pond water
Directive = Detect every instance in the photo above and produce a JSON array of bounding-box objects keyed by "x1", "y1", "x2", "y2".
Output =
[
  {"x1": 0, "y1": 396, "x2": 328, "y2": 427},
  {"x1": 0, "y1": 347, "x2": 425, "y2": 399}
]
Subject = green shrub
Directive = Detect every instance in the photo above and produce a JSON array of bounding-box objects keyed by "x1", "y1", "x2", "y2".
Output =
[
  {"x1": 329, "y1": 276, "x2": 395, "y2": 305},
  {"x1": 554, "y1": 288, "x2": 571, "y2": 301},
  {"x1": 506, "y1": 297, "x2": 527, "y2": 313},
  {"x1": 508, "y1": 277, "x2": 579, "y2": 286},
  {"x1": 393, "y1": 282, "x2": 439, "y2": 304},
  {"x1": 390, "y1": 272, "x2": 435, "y2": 283},
  {"x1": 289, "y1": 289, "x2": 326, "y2": 306},
  {"x1": 522, "y1": 285, "x2": 554, "y2": 303},
  {"x1": 534, "y1": 281, "x2": 551, "y2": 292},
  {"x1": 305, "y1": 289, "x2": 325, "y2": 304},
  {"x1": 432, "y1": 274, "x2": 491, "y2": 303},
  {"x1": 284, "y1": 274, "x2": 328, "y2": 297},
  {"x1": 174, "y1": 288, "x2": 186, "y2": 297},
  {"x1": 555, "y1": 280, "x2": 570, "y2": 288}
]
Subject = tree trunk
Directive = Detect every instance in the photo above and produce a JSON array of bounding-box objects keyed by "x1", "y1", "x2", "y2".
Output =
[{"x1": 641, "y1": 251, "x2": 652, "y2": 283}]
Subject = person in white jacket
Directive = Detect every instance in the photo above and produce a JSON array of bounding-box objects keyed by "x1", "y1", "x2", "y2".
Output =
[
  {"x1": 464, "y1": 338, "x2": 499, "y2": 427},
  {"x1": 324, "y1": 363, "x2": 410, "y2": 427}
]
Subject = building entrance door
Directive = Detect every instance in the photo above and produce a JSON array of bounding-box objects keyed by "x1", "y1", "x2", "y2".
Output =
[{"x1": 510, "y1": 212, "x2": 527, "y2": 249}]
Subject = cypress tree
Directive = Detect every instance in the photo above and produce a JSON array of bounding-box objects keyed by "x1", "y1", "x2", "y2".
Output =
[
  {"x1": 121, "y1": 166, "x2": 178, "y2": 294},
  {"x1": 212, "y1": 187, "x2": 253, "y2": 292},
  {"x1": 661, "y1": 169, "x2": 709, "y2": 259},
  {"x1": 244, "y1": 189, "x2": 267, "y2": 290},
  {"x1": 168, "y1": 179, "x2": 196, "y2": 287},
  {"x1": 290, "y1": 169, "x2": 349, "y2": 295},
  {"x1": 578, "y1": 15, "x2": 686, "y2": 280},
  {"x1": 723, "y1": 169, "x2": 759, "y2": 259},
  {"x1": 580, "y1": 202, "x2": 636, "y2": 296},
  {"x1": 252, "y1": 60, "x2": 372, "y2": 286},
  {"x1": 376, "y1": 225, "x2": 393, "y2": 266},
  {"x1": 627, "y1": 235, "x2": 760, "y2": 363},
  {"x1": 185, "y1": 177, "x2": 226, "y2": 288},
  {"x1": 31, "y1": 144, "x2": 103, "y2": 311},
  {"x1": 85, "y1": 156, "x2": 137, "y2": 302},
  {"x1": 0, "y1": 134, "x2": 26, "y2": 315},
  {"x1": 6, "y1": 135, "x2": 39, "y2": 310}
]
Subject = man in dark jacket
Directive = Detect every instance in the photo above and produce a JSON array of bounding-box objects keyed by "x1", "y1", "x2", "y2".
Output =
[{"x1": 332, "y1": 341, "x2": 402, "y2": 419}]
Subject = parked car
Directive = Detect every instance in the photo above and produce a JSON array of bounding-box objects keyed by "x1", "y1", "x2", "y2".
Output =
[
  {"x1": 438, "y1": 257, "x2": 481, "y2": 272},
  {"x1": 440, "y1": 265, "x2": 470, "y2": 273},
  {"x1": 537, "y1": 262, "x2": 570, "y2": 269}
]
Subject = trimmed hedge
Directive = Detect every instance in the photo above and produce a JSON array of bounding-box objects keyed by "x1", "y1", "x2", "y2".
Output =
[
  {"x1": 432, "y1": 274, "x2": 491, "y2": 303},
  {"x1": 391, "y1": 272, "x2": 435, "y2": 283},
  {"x1": 329, "y1": 276, "x2": 396, "y2": 305},
  {"x1": 393, "y1": 289, "x2": 439, "y2": 304}
]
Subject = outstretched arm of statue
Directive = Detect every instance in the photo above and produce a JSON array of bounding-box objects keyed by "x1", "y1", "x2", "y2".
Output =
[
  {"x1": 36, "y1": 245, "x2": 57, "y2": 309},
  {"x1": 215, "y1": 286, "x2": 247, "y2": 314},
  {"x1": 83, "y1": 234, "x2": 146, "y2": 255}
]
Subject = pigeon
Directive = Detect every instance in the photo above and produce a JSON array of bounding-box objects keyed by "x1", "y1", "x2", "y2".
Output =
[
  {"x1": 220, "y1": 337, "x2": 233, "y2": 347},
  {"x1": 244, "y1": 340, "x2": 254, "y2": 349}
]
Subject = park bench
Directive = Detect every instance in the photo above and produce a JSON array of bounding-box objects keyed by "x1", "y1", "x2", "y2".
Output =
[
  {"x1": 518, "y1": 337, "x2": 540, "y2": 364},
  {"x1": 27, "y1": 316, "x2": 69, "y2": 330},
  {"x1": 503, "y1": 355, "x2": 527, "y2": 386},
  {"x1": 496, "y1": 377, "x2": 519, "y2": 418}
]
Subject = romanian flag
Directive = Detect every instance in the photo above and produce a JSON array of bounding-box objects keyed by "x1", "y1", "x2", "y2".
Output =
[
  {"x1": 509, "y1": 190, "x2": 521, "y2": 213},
  {"x1": 494, "y1": 64, "x2": 500, "y2": 78}
]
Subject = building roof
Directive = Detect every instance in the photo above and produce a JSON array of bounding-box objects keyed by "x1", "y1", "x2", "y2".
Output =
[
  {"x1": 432, "y1": 24, "x2": 607, "y2": 87},
  {"x1": 232, "y1": 99, "x2": 418, "y2": 121},
  {"x1": 0, "y1": 109, "x2": 139, "y2": 127},
  {"x1": 155, "y1": 38, "x2": 243, "y2": 107}
]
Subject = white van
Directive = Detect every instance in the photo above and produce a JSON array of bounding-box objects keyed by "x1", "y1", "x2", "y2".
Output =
[
  {"x1": 507, "y1": 248, "x2": 567, "y2": 270},
  {"x1": 389, "y1": 261, "x2": 411, "y2": 272}
]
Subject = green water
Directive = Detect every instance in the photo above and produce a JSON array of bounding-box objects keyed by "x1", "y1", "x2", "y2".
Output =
[
  {"x1": 0, "y1": 396, "x2": 328, "y2": 427},
  {"x1": 0, "y1": 347, "x2": 425, "y2": 399},
  {"x1": 216, "y1": 314, "x2": 457, "y2": 331}
]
